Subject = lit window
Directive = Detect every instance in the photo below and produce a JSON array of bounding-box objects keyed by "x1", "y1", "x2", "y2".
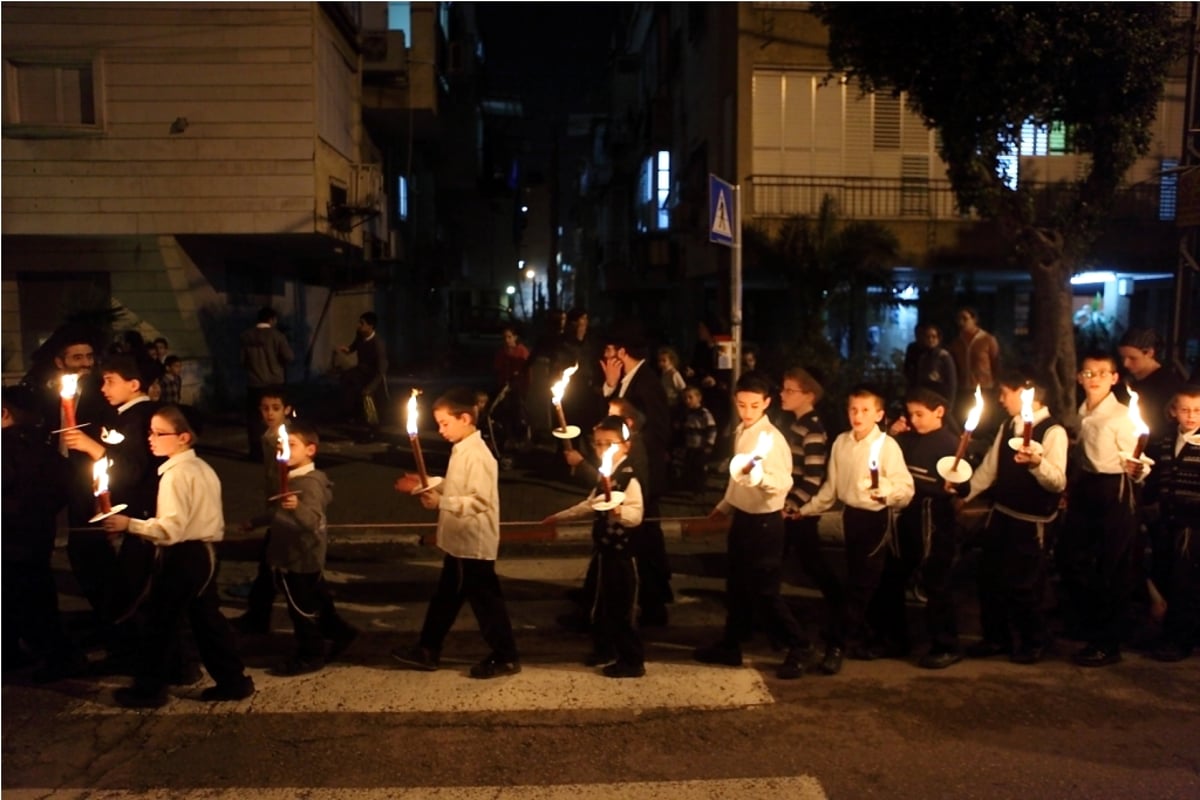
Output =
[
  {"x1": 387, "y1": 2, "x2": 411, "y2": 40},
  {"x1": 396, "y1": 175, "x2": 409, "y2": 221},
  {"x1": 3, "y1": 59, "x2": 101, "y2": 131},
  {"x1": 656, "y1": 150, "x2": 671, "y2": 230},
  {"x1": 997, "y1": 153, "x2": 1019, "y2": 190},
  {"x1": 638, "y1": 151, "x2": 672, "y2": 231},
  {"x1": 1160, "y1": 158, "x2": 1178, "y2": 222}
]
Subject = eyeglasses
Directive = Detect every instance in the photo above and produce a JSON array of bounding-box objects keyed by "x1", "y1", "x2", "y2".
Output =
[
  {"x1": 780, "y1": 387, "x2": 804, "y2": 394},
  {"x1": 592, "y1": 440, "x2": 623, "y2": 448},
  {"x1": 149, "y1": 430, "x2": 180, "y2": 438},
  {"x1": 1078, "y1": 369, "x2": 1114, "y2": 379}
]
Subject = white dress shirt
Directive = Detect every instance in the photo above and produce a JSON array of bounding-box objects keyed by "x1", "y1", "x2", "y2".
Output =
[
  {"x1": 1078, "y1": 392, "x2": 1142, "y2": 476},
  {"x1": 965, "y1": 407, "x2": 1068, "y2": 502},
  {"x1": 435, "y1": 430, "x2": 502, "y2": 560},
  {"x1": 603, "y1": 357, "x2": 645, "y2": 398},
  {"x1": 550, "y1": 455, "x2": 645, "y2": 528},
  {"x1": 716, "y1": 414, "x2": 794, "y2": 515},
  {"x1": 799, "y1": 426, "x2": 914, "y2": 514},
  {"x1": 128, "y1": 448, "x2": 225, "y2": 545}
]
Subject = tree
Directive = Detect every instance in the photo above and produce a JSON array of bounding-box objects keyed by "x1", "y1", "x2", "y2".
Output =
[{"x1": 811, "y1": 2, "x2": 1186, "y2": 421}]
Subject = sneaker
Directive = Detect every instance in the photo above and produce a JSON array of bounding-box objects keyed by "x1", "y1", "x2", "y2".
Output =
[
  {"x1": 326, "y1": 626, "x2": 359, "y2": 662},
  {"x1": 693, "y1": 642, "x2": 743, "y2": 667},
  {"x1": 918, "y1": 650, "x2": 964, "y2": 670},
  {"x1": 601, "y1": 661, "x2": 645, "y2": 679},
  {"x1": 1072, "y1": 645, "x2": 1121, "y2": 668},
  {"x1": 469, "y1": 655, "x2": 522, "y2": 679},
  {"x1": 270, "y1": 657, "x2": 324, "y2": 677},
  {"x1": 818, "y1": 645, "x2": 844, "y2": 676},
  {"x1": 776, "y1": 646, "x2": 810, "y2": 680},
  {"x1": 114, "y1": 685, "x2": 169, "y2": 709},
  {"x1": 391, "y1": 645, "x2": 439, "y2": 672},
  {"x1": 199, "y1": 675, "x2": 255, "y2": 702}
]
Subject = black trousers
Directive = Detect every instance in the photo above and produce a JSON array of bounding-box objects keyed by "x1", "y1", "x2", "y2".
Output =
[
  {"x1": 721, "y1": 510, "x2": 805, "y2": 649},
  {"x1": 592, "y1": 551, "x2": 643, "y2": 667},
  {"x1": 135, "y1": 541, "x2": 246, "y2": 693},
  {"x1": 783, "y1": 515, "x2": 845, "y2": 647},
  {"x1": 419, "y1": 554, "x2": 518, "y2": 662},
  {"x1": 1058, "y1": 473, "x2": 1139, "y2": 652},
  {"x1": 243, "y1": 532, "x2": 277, "y2": 626},
  {"x1": 869, "y1": 497, "x2": 959, "y2": 653},
  {"x1": 978, "y1": 510, "x2": 1050, "y2": 650},
  {"x1": 1158, "y1": 521, "x2": 1200, "y2": 651},
  {"x1": 275, "y1": 569, "x2": 354, "y2": 659},
  {"x1": 842, "y1": 506, "x2": 891, "y2": 647},
  {"x1": 636, "y1": 494, "x2": 674, "y2": 613},
  {"x1": 2, "y1": 549, "x2": 74, "y2": 662}
]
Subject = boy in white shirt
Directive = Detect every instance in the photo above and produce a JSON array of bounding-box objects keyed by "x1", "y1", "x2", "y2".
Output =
[
  {"x1": 798, "y1": 385, "x2": 914, "y2": 661},
  {"x1": 693, "y1": 374, "x2": 810, "y2": 680},
  {"x1": 392, "y1": 387, "x2": 520, "y2": 679}
]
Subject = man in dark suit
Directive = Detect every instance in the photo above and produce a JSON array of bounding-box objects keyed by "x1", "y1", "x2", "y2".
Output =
[{"x1": 601, "y1": 332, "x2": 674, "y2": 624}]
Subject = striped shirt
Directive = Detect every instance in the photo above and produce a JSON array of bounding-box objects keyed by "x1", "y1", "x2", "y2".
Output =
[{"x1": 785, "y1": 410, "x2": 828, "y2": 511}]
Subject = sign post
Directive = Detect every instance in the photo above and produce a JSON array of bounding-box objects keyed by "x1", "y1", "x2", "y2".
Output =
[{"x1": 709, "y1": 174, "x2": 742, "y2": 388}]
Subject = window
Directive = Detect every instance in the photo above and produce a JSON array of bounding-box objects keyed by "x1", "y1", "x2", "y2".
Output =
[
  {"x1": 1019, "y1": 120, "x2": 1072, "y2": 156},
  {"x1": 387, "y1": 2, "x2": 411, "y2": 41},
  {"x1": 637, "y1": 151, "x2": 671, "y2": 231},
  {"x1": 396, "y1": 175, "x2": 409, "y2": 222},
  {"x1": 1160, "y1": 158, "x2": 1178, "y2": 222},
  {"x1": 4, "y1": 58, "x2": 101, "y2": 132}
]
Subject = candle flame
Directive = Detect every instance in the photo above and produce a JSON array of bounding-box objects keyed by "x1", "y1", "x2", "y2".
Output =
[
  {"x1": 60, "y1": 373, "x2": 79, "y2": 400},
  {"x1": 867, "y1": 432, "x2": 885, "y2": 471},
  {"x1": 1126, "y1": 385, "x2": 1150, "y2": 437},
  {"x1": 1019, "y1": 385, "x2": 1035, "y2": 425},
  {"x1": 621, "y1": 423, "x2": 631, "y2": 441},
  {"x1": 597, "y1": 442, "x2": 621, "y2": 478},
  {"x1": 92, "y1": 457, "x2": 110, "y2": 496},
  {"x1": 964, "y1": 385, "x2": 984, "y2": 432},
  {"x1": 750, "y1": 431, "x2": 773, "y2": 462},
  {"x1": 406, "y1": 388, "x2": 421, "y2": 436},
  {"x1": 276, "y1": 424, "x2": 290, "y2": 463},
  {"x1": 550, "y1": 364, "x2": 579, "y2": 405},
  {"x1": 100, "y1": 427, "x2": 125, "y2": 445}
]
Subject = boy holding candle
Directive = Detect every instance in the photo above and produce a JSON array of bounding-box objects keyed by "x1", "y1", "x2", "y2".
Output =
[
  {"x1": 694, "y1": 374, "x2": 811, "y2": 680},
  {"x1": 542, "y1": 415, "x2": 647, "y2": 677},
  {"x1": 796, "y1": 385, "x2": 915, "y2": 661},
  {"x1": 878, "y1": 388, "x2": 963, "y2": 668},
  {"x1": 392, "y1": 387, "x2": 521, "y2": 679},
  {"x1": 959, "y1": 371, "x2": 1066, "y2": 664},
  {"x1": 264, "y1": 419, "x2": 358, "y2": 675},
  {"x1": 1057, "y1": 352, "x2": 1149, "y2": 667}
]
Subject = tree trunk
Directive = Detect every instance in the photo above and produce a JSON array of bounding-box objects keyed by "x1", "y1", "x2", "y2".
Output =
[{"x1": 1026, "y1": 226, "x2": 1079, "y2": 430}]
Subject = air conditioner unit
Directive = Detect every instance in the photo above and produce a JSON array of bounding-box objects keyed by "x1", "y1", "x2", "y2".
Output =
[
  {"x1": 363, "y1": 30, "x2": 408, "y2": 74},
  {"x1": 353, "y1": 163, "x2": 384, "y2": 208}
]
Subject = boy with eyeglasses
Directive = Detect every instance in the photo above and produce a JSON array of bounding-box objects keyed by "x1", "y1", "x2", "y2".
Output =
[{"x1": 1057, "y1": 352, "x2": 1150, "y2": 667}]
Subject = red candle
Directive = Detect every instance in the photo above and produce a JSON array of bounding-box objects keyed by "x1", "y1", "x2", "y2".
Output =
[
  {"x1": 1019, "y1": 386, "x2": 1035, "y2": 449},
  {"x1": 597, "y1": 443, "x2": 619, "y2": 503},
  {"x1": 1132, "y1": 433, "x2": 1149, "y2": 460},
  {"x1": 92, "y1": 458, "x2": 112, "y2": 515},
  {"x1": 60, "y1": 373, "x2": 79, "y2": 429},
  {"x1": 406, "y1": 389, "x2": 430, "y2": 489},
  {"x1": 951, "y1": 430, "x2": 971, "y2": 472},
  {"x1": 867, "y1": 433, "x2": 884, "y2": 491}
]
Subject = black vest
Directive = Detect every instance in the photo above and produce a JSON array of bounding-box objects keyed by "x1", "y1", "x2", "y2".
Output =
[
  {"x1": 1149, "y1": 432, "x2": 1200, "y2": 524},
  {"x1": 592, "y1": 461, "x2": 640, "y2": 553},
  {"x1": 992, "y1": 416, "x2": 1062, "y2": 517}
]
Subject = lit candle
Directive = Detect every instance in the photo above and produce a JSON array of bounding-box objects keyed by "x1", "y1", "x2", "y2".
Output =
[
  {"x1": 741, "y1": 431, "x2": 773, "y2": 475},
  {"x1": 1019, "y1": 385, "x2": 1036, "y2": 449},
  {"x1": 951, "y1": 385, "x2": 984, "y2": 472},
  {"x1": 1127, "y1": 386, "x2": 1150, "y2": 460},
  {"x1": 92, "y1": 457, "x2": 112, "y2": 514},
  {"x1": 60, "y1": 373, "x2": 79, "y2": 429},
  {"x1": 276, "y1": 423, "x2": 290, "y2": 495},
  {"x1": 406, "y1": 389, "x2": 430, "y2": 489},
  {"x1": 597, "y1": 442, "x2": 620, "y2": 503},
  {"x1": 867, "y1": 432, "x2": 885, "y2": 491},
  {"x1": 550, "y1": 364, "x2": 579, "y2": 433}
]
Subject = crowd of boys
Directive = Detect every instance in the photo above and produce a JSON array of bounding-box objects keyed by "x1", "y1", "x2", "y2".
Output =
[{"x1": 4, "y1": 322, "x2": 1198, "y2": 707}]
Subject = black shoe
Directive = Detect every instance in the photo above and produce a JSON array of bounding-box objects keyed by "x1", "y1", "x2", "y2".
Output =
[
  {"x1": 327, "y1": 626, "x2": 359, "y2": 662},
  {"x1": 638, "y1": 607, "x2": 669, "y2": 628},
  {"x1": 1009, "y1": 645, "x2": 1046, "y2": 665},
  {"x1": 1149, "y1": 643, "x2": 1191, "y2": 663},
  {"x1": 693, "y1": 642, "x2": 743, "y2": 667},
  {"x1": 818, "y1": 645, "x2": 844, "y2": 676},
  {"x1": 847, "y1": 642, "x2": 886, "y2": 661},
  {"x1": 602, "y1": 661, "x2": 645, "y2": 679},
  {"x1": 114, "y1": 685, "x2": 169, "y2": 709},
  {"x1": 271, "y1": 657, "x2": 324, "y2": 677},
  {"x1": 965, "y1": 639, "x2": 1011, "y2": 659},
  {"x1": 583, "y1": 650, "x2": 615, "y2": 667},
  {"x1": 776, "y1": 646, "x2": 810, "y2": 680},
  {"x1": 1072, "y1": 645, "x2": 1121, "y2": 668},
  {"x1": 919, "y1": 650, "x2": 964, "y2": 670},
  {"x1": 200, "y1": 676, "x2": 255, "y2": 702},
  {"x1": 469, "y1": 655, "x2": 521, "y2": 679},
  {"x1": 391, "y1": 645, "x2": 439, "y2": 672},
  {"x1": 231, "y1": 613, "x2": 270, "y2": 635}
]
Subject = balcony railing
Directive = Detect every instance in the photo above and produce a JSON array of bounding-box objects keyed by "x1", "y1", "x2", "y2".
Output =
[{"x1": 747, "y1": 175, "x2": 1172, "y2": 224}]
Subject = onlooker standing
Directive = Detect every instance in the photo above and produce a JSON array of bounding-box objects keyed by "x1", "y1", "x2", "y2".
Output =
[
  {"x1": 904, "y1": 323, "x2": 958, "y2": 410},
  {"x1": 338, "y1": 312, "x2": 388, "y2": 441},
  {"x1": 949, "y1": 307, "x2": 1000, "y2": 431},
  {"x1": 1117, "y1": 328, "x2": 1181, "y2": 442},
  {"x1": 657, "y1": 346, "x2": 687, "y2": 409},
  {"x1": 240, "y1": 307, "x2": 294, "y2": 460},
  {"x1": 160, "y1": 355, "x2": 184, "y2": 406}
]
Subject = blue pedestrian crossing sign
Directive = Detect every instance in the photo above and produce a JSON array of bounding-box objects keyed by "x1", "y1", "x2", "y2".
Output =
[{"x1": 709, "y1": 174, "x2": 736, "y2": 246}]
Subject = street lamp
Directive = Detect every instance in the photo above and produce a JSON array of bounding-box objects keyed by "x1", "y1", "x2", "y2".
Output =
[{"x1": 524, "y1": 268, "x2": 536, "y2": 319}]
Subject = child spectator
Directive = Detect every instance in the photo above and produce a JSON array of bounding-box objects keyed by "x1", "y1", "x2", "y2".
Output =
[
  {"x1": 797, "y1": 385, "x2": 915, "y2": 661},
  {"x1": 102, "y1": 405, "x2": 255, "y2": 708},
  {"x1": 693, "y1": 374, "x2": 811, "y2": 680},
  {"x1": 1057, "y1": 353, "x2": 1148, "y2": 667},
  {"x1": 1141, "y1": 385, "x2": 1200, "y2": 662},
  {"x1": 265, "y1": 420, "x2": 358, "y2": 675},
  {"x1": 543, "y1": 415, "x2": 647, "y2": 677},
  {"x1": 232, "y1": 387, "x2": 293, "y2": 633},
  {"x1": 878, "y1": 388, "x2": 963, "y2": 668},
  {"x1": 779, "y1": 367, "x2": 846, "y2": 675},
  {"x1": 160, "y1": 355, "x2": 183, "y2": 405},
  {"x1": 960, "y1": 371, "x2": 1067, "y2": 664},
  {"x1": 903, "y1": 324, "x2": 957, "y2": 413},
  {"x1": 392, "y1": 387, "x2": 521, "y2": 679},
  {"x1": 657, "y1": 346, "x2": 687, "y2": 409},
  {"x1": 681, "y1": 386, "x2": 717, "y2": 493}
]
